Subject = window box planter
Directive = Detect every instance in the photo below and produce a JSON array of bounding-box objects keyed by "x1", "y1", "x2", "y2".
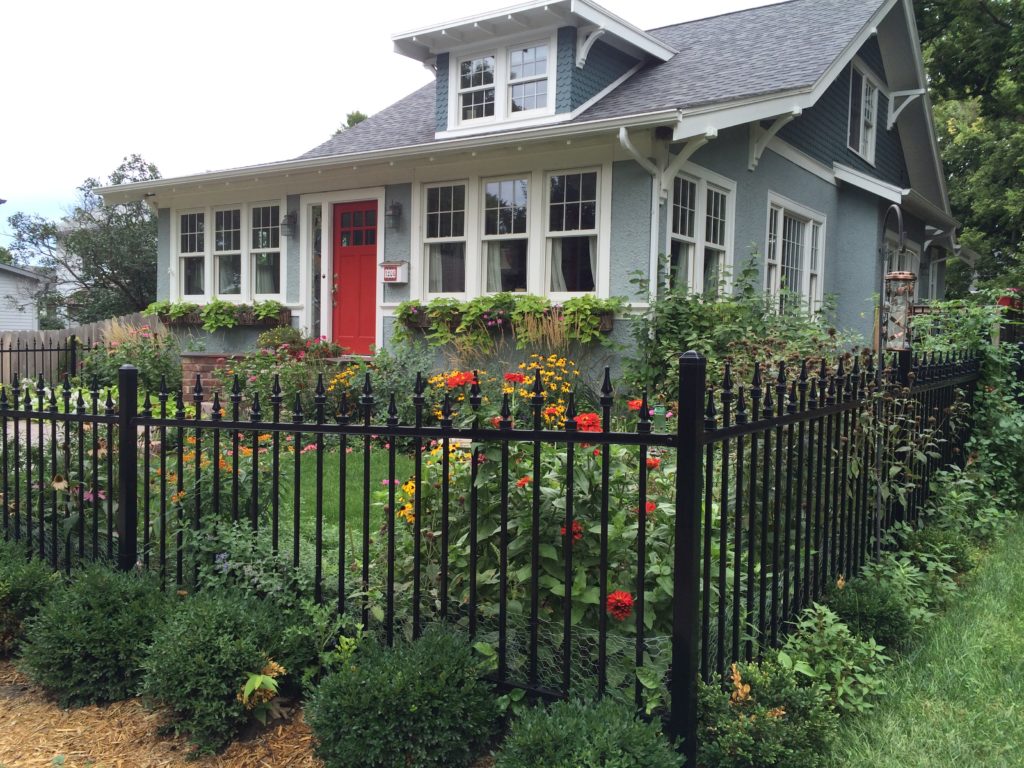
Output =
[
  {"x1": 159, "y1": 310, "x2": 202, "y2": 328},
  {"x1": 596, "y1": 310, "x2": 615, "y2": 334},
  {"x1": 236, "y1": 308, "x2": 292, "y2": 327}
]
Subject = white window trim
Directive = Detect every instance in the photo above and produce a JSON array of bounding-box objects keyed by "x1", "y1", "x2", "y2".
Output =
[
  {"x1": 764, "y1": 193, "x2": 827, "y2": 312},
  {"x1": 249, "y1": 203, "x2": 284, "y2": 300},
  {"x1": 422, "y1": 180, "x2": 472, "y2": 300},
  {"x1": 545, "y1": 166, "x2": 602, "y2": 302},
  {"x1": 170, "y1": 199, "x2": 287, "y2": 304},
  {"x1": 664, "y1": 162, "x2": 737, "y2": 296},
  {"x1": 448, "y1": 32, "x2": 557, "y2": 130},
  {"x1": 847, "y1": 59, "x2": 884, "y2": 165}
]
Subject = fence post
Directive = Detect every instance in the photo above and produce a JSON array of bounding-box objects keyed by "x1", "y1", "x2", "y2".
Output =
[
  {"x1": 896, "y1": 349, "x2": 912, "y2": 386},
  {"x1": 68, "y1": 335, "x2": 78, "y2": 380},
  {"x1": 670, "y1": 350, "x2": 705, "y2": 764},
  {"x1": 117, "y1": 365, "x2": 139, "y2": 571}
]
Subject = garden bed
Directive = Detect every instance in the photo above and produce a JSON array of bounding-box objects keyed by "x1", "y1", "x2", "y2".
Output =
[{"x1": 0, "y1": 661, "x2": 320, "y2": 767}]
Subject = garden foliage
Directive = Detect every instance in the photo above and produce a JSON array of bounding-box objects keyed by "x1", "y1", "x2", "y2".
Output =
[
  {"x1": 494, "y1": 697, "x2": 682, "y2": 768},
  {"x1": 19, "y1": 566, "x2": 166, "y2": 707},
  {"x1": 697, "y1": 659, "x2": 837, "y2": 768},
  {"x1": 0, "y1": 538, "x2": 59, "y2": 656},
  {"x1": 80, "y1": 321, "x2": 182, "y2": 392},
  {"x1": 307, "y1": 629, "x2": 499, "y2": 768}
]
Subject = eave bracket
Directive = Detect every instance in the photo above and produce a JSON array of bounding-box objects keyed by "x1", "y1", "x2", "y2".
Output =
[
  {"x1": 748, "y1": 108, "x2": 802, "y2": 171},
  {"x1": 887, "y1": 89, "x2": 926, "y2": 130},
  {"x1": 576, "y1": 29, "x2": 606, "y2": 68}
]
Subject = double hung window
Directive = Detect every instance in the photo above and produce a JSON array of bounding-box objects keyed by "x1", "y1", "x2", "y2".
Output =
[
  {"x1": 547, "y1": 171, "x2": 597, "y2": 294},
  {"x1": 765, "y1": 197, "x2": 825, "y2": 311},
  {"x1": 455, "y1": 40, "x2": 552, "y2": 126},
  {"x1": 669, "y1": 172, "x2": 733, "y2": 294},
  {"x1": 179, "y1": 211, "x2": 206, "y2": 297},
  {"x1": 848, "y1": 64, "x2": 880, "y2": 163},
  {"x1": 424, "y1": 183, "x2": 467, "y2": 294},
  {"x1": 483, "y1": 178, "x2": 529, "y2": 292}
]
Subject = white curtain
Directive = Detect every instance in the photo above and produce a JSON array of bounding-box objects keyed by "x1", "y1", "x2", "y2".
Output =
[
  {"x1": 428, "y1": 245, "x2": 443, "y2": 292},
  {"x1": 550, "y1": 239, "x2": 566, "y2": 292},
  {"x1": 485, "y1": 242, "x2": 503, "y2": 293},
  {"x1": 588, "y1": 236, "x2": 597, "y2": 288}
]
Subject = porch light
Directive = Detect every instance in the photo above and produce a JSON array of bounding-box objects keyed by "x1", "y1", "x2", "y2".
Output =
[
  {"x1": 385, "y1": 201, "x2": 403, "y2": 230},
  {"x1": 281, "y1": 211, "x2": 298, "y2": 237}
]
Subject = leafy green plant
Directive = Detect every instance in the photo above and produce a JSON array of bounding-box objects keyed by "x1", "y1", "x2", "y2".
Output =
[
  {"x1": 147, "y1": 300, "x2": 200, "y2": 320},
  {"x1": 307, "y1": 629, "x2": 498, "y2": 768},
  {"x1": 697, "y1": 659, "x2": 837, "y2": 768},
  {"x1": 560, "y1": 294, "x2": 625, "y2": 344},
  {"x1": 825, "y1": 575, "x2": 916, "y2": 651},
  {"x1": 257, "y1": 325, "x2": 305, "y2": 350},
  {"x1": 779, "y1": 603, "x2": 889, "y2": 714},
  {"x1": 19, "y1": 566, "x2": 166, "y2": 707},
  {"x1": 898, "y1": 523, "x2": 975, "y2": 576},
  {"x1": 200, "y1": 298, "x2": 240, "y2": 332},
  {"x1": 281, "y1": 600, "x2": 362, "y2": 692},
  {"x1": 495, "y1": 697, "x2": 681, "y2": 768},
  {"x1": 80, "y1": 321, "x2": 182, "y2": 391},
  {"x1": 141, "y1": 591, "x2": 294, "y2": 755},
  {"x1": 0, "y1": 539, "x2": 60, "y2": 656},
  {"x1": 251, "y1": 299, "x2": 286, "y2": 321}
]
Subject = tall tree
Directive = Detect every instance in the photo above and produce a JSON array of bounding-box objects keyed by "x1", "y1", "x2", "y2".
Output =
[
  {"x1": 915, "y1": 0, "x2": 1024, "y2": 294},
  {"x1": 7, "y1": 155, "x2": 160, "y2": 323},
  {"x1": 334, "y1": 110, "x2": 369, "y2": 136}
]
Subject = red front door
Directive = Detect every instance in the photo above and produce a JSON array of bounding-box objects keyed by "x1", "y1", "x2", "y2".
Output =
[{"x1": 332, "y1": 201, "x2": 377, "y2": 355}]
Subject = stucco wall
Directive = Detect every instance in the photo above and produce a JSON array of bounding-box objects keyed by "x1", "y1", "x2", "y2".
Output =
[
  {"x1": 382, "y1": 183, "x2": 413, "y2": 304},
  {"x1": 286, "y1": 193, "x2": 301, "y2": 304},
  {"x1": 610, "y1": 160, "x2": 653, "y2": 300}
]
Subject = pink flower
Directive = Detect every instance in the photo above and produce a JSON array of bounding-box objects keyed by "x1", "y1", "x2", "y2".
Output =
[{"x1": 83, "y1": 488, "x2": 106, "y2": 502}]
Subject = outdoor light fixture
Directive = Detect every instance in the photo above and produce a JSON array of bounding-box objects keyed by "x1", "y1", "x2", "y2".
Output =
[
  {"x1": 281, "y1": 211, "x2": 298, "y2": 237},
  {"x1": 385, "y1": 201, "x2": 403, "y2": 230}
]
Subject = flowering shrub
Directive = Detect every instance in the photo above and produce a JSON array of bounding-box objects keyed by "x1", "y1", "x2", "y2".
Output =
[{"x1": 80, "y1": 323, "x2": 181, "y2": 391}]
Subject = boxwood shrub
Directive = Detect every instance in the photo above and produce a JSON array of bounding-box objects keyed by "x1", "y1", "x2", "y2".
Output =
[
  {"x1": 494, "y1": 698, "x2": 682, "y2": 768},
  {"x1": 825, "y1": 576, "x2": 916, "y2": 651},
  {"x1": 18, "y1": 565, "x2": 166, "y2": 707},
  {"x1": 0, "y1": 539, "x2": 59, "y2": 656},
  {"x1": 698, "y1": 659, "x2": 837, "y2": 768},
  {"x1": 141, "y1": 590, "x2": 292, "y2": 755},
  {"x1": 307, "y1": 628, "x2": 499, "y2": 768}
]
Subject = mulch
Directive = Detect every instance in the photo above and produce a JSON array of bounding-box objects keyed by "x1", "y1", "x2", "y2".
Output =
[{"x1": 0, "y1": 661, "x2": 322, "y2": 768}]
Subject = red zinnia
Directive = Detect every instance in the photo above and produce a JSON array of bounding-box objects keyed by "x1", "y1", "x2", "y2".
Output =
[
  {"x1": 516, "y1": 476, "x2": 532, "y2": 488},
  {"x1": 627, "y1": 399, "x2": 643, "y2": 411},
  {"x1": 637, "y1": 500, "x2": 657, "y2": 518},
  {"x1": 646, "y1": 457, "x2": 661, "y2": 470},
  {"x1": 490, "y1": 416, "x2": 502, "y2": 428},
  {"x1": 504, "y1": 372, "x2": 527, "y2": 383},
  {"x1": 607, "y1": 591, "x2": 634, "y2": 621},
  {"x1": 575, "y1": 412, "x2": 602, "y2": 433},
  {"x1": 445, "y1": 371, "x2": 476, "y2": 389},
  {"x1": 560, "y1": 519, "x2": 584, "y2": 543}
]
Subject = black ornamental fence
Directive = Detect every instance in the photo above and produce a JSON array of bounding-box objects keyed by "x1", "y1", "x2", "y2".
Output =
[{"x1": 0, "y1": 349, "x2": 981, "y2": 761}]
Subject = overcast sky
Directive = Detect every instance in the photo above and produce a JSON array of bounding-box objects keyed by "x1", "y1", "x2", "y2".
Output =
[{"x1": 0, "y1": 0, "x2": 783, "y2": 247}]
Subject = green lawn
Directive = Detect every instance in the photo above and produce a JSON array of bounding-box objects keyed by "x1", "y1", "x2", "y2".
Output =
[{"x1": 828, "y1": 521, "x2": 1024, "y2": 768}]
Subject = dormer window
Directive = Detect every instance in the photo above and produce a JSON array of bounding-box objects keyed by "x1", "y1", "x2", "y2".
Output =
[{"x1": 454, "y1": 36, "x2": 555, "y2": 127}]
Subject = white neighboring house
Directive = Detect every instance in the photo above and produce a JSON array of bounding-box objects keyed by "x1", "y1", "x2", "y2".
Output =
[{"x1": 0, "y1": 263, "x2": 50, "y2": 331}]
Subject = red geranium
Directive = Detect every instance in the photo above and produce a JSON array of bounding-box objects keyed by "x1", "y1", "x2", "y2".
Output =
[
  {"x1": 504, "y1": 372, "x2": 527, "y2": 383},
  {"x1": 516, "y1": 476, "x2": 532, "y2": 488},
  {"x1": 445, "y1": 371, "x2": 476, "y2": 389},
  {"x1": 607, "y1": 590, "x2": 634, "y2": 621},
  {"x1": 646, "y1": 457, "x2": 661, "y2": 470},
  {"x1": 575, "y1": 412, "x2": 602, "y2": 433},
  {"x1": 627, "y1": 399, "x2": 643, "y2": 411},
  {"x1": 560, "y1": 519, "x2": 584, "y2": 543},
  {"x1": 636, "y1": 500, "x2": 657, "y2": 519}
]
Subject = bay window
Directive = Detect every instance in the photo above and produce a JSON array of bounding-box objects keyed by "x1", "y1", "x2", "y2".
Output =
[
  {"x1": 547, "y1": 171, "x2": 597, "y2": 294},
  {"x1": 765, "y1": 196, "x2": 825, "y2": 311},
  {"x1": 425, "y1": 183, "x2": 467, "y2": 295}
]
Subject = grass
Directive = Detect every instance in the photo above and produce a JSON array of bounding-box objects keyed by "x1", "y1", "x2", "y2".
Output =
[{"x1": 828, "y1": 520, "x2": 1024, "y2": 768}]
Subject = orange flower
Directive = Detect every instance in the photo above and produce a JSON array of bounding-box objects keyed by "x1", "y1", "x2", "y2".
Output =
[
  {"x1": 627, "y1": 399, "x2": 643, "y2": 411},
  {"x1": 516, "y1": 476, "x2": 531, "y2": 488},
  {"x1": 646, "y1": 457, "x2": 661, "y2": 470}
]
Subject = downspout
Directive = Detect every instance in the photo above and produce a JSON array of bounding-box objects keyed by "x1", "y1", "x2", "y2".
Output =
[{"x1": 617, "y1": 127, "x2": 661, "y2": 305}]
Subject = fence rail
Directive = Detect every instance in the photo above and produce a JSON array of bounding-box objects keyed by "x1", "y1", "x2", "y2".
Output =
[{"x1": 0, "y1": 349, "x2": 981, "y2": 762}]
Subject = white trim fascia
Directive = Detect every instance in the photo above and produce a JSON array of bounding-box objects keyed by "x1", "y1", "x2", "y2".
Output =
[
  {"x1": 901, "y1": 189, "x2": 958, "y2": 231},
  {"x1": 391, "y1": 0, "x2": 675, "y2": 62},
  {"x1": 833, "y1": 163, "x2": 908, "y2": 204},
  {"x1": 98, "y1": 109, "x2": 682, "y2": 204},
  {"x1": 764, "y1": 137, "x2": 837, "y2": 185}
]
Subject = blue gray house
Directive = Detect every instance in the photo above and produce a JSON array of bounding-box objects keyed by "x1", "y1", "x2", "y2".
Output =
[{"x1": 100, "y1": 0, "x2": 955, "y2": 355}]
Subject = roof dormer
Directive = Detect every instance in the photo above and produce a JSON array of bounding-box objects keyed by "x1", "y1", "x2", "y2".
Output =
[{"x1": 392, "y1": 0, "x2": 675, "y2": 137}]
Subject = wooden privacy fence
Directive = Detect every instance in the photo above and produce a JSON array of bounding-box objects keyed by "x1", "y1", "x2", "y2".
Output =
[
  {"x1": 0, "y1": 312, "x2": 164, "y2": 383},
  {"x1": 0, "y1": 349, "x2": 981, "y2": 761}
]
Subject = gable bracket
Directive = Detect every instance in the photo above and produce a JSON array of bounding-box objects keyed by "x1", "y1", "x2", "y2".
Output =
[
  {"x1": 577, "y1": 29, "x2": 607, "y2": 68},
  {"x1": 887, "y1": 89, "x2": 926, "y2": 130},
  {"x1": 659, "y1": 130, "x2": 718, "y2": 200},
  {"x1": 748, "y1": 109, "x2": 802, "y2": 171}
]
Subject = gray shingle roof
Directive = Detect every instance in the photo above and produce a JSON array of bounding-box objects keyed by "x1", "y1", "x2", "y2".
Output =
[{"x1": 299, "y1": 0, "x2": 884, "y2": 161}]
